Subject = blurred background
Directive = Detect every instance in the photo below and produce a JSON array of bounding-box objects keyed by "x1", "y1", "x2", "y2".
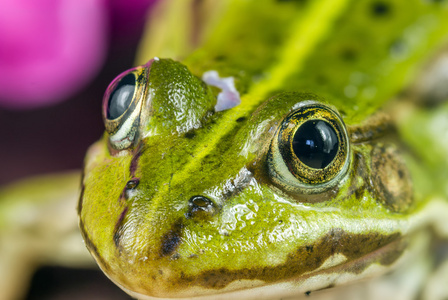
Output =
[
  {"x1": 0, "y1": 0, "x2": 157, "y2": 185},
  {"x1": 0, "y1": 0, "x2": 158, "y2": 298}
]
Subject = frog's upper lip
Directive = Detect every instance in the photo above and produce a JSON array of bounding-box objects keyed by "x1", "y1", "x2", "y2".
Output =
[
  {"x1": 137, "y1": 229, "x2": 404, "y2": 293},
  {"x1": 115, "y1": 232, "x2": 406, "y2": 299},
  {"x1": 288, "y1": 234, "x2": 407, "y2": 292}
]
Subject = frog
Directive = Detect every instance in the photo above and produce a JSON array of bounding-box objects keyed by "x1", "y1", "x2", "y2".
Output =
[
  {"x1": 76, "y1": 0, "x2": 448, "y2": 299},
  {"x1": 75, "y1": 0, "x2": 448, "y2": 299},
  {"x1": 2, "y1": 0, "x2": 448, "y2": 299}
]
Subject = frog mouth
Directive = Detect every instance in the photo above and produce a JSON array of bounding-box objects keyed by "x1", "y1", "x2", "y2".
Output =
[
  {"x1": 145, "y1": 228, "x2": 405, "y2": 294},
  {"x1": 279, "y1": 231, "x2": 425, "y2": 298},
  {"x1": 304, "y1": 234, "x2": 407, "y2": 281},
  {"x1": 198, "y1": 234, "x2": 407, "y2": 299},
  {"x1": 114, "y1": 236, "x2": 409, "y2": 300}
]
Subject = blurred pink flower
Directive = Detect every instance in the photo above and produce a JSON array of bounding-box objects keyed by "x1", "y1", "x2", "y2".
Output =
[
  {"x1": 0, "y1": 0, "x2": 156, "y2": 109},
  {"x1": 0, "y1": 0, "x2": 108, "y2": 108}
]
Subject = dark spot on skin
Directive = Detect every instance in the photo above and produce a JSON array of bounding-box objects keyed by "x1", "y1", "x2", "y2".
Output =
[
  {"x1": 184, "y1": 132, "x2": 196, "y2": 139},
  {"x1": 236, "y1": 117, "x2": 247, "y2": 122},
  {"x1": 305, "y1": 291, "x2": 311, "y2": 296},
  {"x1": 370, "y1": 1, "x2": 390, "y2": 16},
  {"x1": 160, "y1": 219, "x2": 184, "y2": 257},
  {"x1": 172, "y1": 229, "x2": 403, "y2": 290},
  {"x1": 186, "y1": 195, "x2": 216, "y2": 220},
  {"x1": 305, "y1": 245, "x2": 314, "y2": 253},
  {"x1": 130, "y1": 143, "x2": 144, "y2": 176},
  {"x1": 113, "y1": 207, "x2": 128, "y2": 248},
  {"x1": 370, "y1": 144, "x2": 413, "y2": 212},
  {"x1": 354, "y1": 186, "x2": 364, "y2": 199}
]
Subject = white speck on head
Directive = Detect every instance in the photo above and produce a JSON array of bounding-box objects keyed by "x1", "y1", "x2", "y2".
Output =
[
  {"x1": 154, "y1": 57, "x2": 160, "y2": 61},
  {"x1": 202, "y1": 70, "x2": 241, "y2": 112}
]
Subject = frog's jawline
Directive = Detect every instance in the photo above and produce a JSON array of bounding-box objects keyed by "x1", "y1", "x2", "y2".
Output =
[
  {"x1": 78, "y1": 217, "x2": 112, "y2": 274},
  {"x1": 172, "y1": 229, "x2": 403, "y2": 291},
  {"x1": 113, "y1": 229, "x2": 405, "y2": 300}
]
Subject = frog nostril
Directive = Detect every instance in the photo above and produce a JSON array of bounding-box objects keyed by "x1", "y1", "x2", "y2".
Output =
[
  {"x1": 122, "y1": 178, "x2": 139, "y2": 200},
  {"x1": 186, "y1": 196, "x2": 216, "y2": 220},
  {"x1": 125, "y1": 178, "x2": 139, "y2": 190},
  {"x1": 191, "y1": 196, "x2": 211, "y2": 207}
]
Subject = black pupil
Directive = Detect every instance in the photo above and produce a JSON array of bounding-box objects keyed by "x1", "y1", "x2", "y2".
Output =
[
  {"x1": 292, "y1": 120, "x2": 339, "y2": 169},
  {"x1": 107, "y1": 73, "x2": 136, "y2": 120}
]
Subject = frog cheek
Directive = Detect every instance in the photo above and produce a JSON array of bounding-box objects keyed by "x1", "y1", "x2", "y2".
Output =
[
  {"x1": 267, "y1": 101, "x2": 350, "y2": 195},
  {"x1": 102, "y1": 61, "x2": 152, "y2": 151},
  {"x1": 370, "y1": 143, "x2": 413, "y2": 212}
]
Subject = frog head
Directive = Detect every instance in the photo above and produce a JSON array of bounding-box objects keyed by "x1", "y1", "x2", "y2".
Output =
[{"x1": 79, "y1": 58, "x2": 415, "y2": 299}]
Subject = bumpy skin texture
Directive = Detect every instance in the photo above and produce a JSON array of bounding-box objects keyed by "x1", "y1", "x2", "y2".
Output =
[{"x1": 79, "y1": 0, "x2": 448, "y2": 298}]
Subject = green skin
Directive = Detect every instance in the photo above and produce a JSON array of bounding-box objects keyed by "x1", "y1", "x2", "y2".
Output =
[{"x1": 78, "y1": 0, "x2": 448, "y2": 299}]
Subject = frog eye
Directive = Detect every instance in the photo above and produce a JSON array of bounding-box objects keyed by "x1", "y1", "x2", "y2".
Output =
[
  {"x1": 268, "y1": 101, "x2": 350, "y2": 194},
  {"x1": 106, "y1": 72, "x2": 136, "y2": 120},
  {"x1": 102, "y1": 67, "x2": 145, "y2": 150}
]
